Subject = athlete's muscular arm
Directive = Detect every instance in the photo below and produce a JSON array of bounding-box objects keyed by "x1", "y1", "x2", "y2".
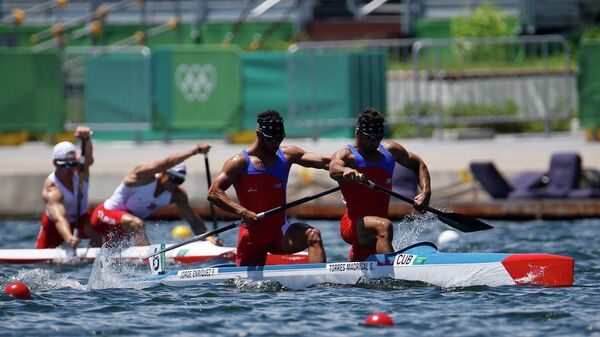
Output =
[
  {"x1": 207, "y1": 154, "x2": 259, "y2": 224},
  {"x1": 283, "y1": 145, "x2": 331, "y2": 170},
  {"x1": 329, "y1": 147, "x2": 362, "y2": 183},
  {"x1": 172, "y1": 188, "x2": 222, "y2": 246},
  {"x1": 385, "y1": 141, "x2": 432, "y2": 211},
  {"x1": 75, "y1": 126, "x2": 94, "y2": 182},
  {"x1": 42, "y1": 182, "x2": 80, "y2": 248},
  {"x1": 125, "y1": 142, "x2": 211, "y2": 186}
]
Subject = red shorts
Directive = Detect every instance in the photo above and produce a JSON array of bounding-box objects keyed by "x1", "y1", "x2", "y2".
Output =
[
  {"x1": 90, "y1": 203, "x2": 127, "y2": 242},
  {"x1": 35, "y1": 212, "x2": 90, "y2": 249},
  {"x1": 236, "y1": 224, "x2": 283, "y2": 266},
  {"x1": 340, "y1": 211, "x2": 376, "y2": 262}
]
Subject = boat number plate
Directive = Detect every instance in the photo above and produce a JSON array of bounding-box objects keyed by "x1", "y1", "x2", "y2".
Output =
[{"x1": 394, "y1": 254, "x2": 417, "y2": 266}]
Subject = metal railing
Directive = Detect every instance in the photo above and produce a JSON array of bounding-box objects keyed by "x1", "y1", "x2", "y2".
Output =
[
  {"x1": 62, "y1": 45, "x2": 152, "y2": 135},
  {"x1": 287, "y1": 35, "x2": 575, "y2": 138},
  {"x1": 411, "y1": 35, "x2": 573, "y2": 137}
]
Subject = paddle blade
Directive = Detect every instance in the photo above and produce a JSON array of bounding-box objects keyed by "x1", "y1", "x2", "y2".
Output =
[{"x1": 435, "y1": 212, "x2": 493, "y2": 233}]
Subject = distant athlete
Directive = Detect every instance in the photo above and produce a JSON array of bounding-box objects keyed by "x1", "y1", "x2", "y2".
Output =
[
  {"x1": 208, "y1": 110, "x2": 331, "y2": 266},
  {"x1": 330, "y1": 108, "x2": 432, "y2": 261},
  {"x1": 36, "y1": 126, "x2": 102, "y2": 249},
  {"x1": 90, "y1": 143, "x2": 220, "y2": 247}
]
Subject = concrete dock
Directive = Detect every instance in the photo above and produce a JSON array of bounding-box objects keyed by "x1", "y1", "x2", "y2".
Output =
[{"x1": 0, "y1": 131, "x2": 598, "y2": 219}]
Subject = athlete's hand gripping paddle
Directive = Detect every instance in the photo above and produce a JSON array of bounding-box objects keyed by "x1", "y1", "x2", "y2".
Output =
[
  {"x1": 143, "y1": 185, "x2": 341, "y2": 259},
  {"x1": 361, "y1": 179, "x2": 493, "y2": 233}
]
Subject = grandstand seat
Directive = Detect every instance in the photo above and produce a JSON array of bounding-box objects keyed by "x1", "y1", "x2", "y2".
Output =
[
  {"x1": 469, "y1": 162, "x2": 545, "y2": 199},
  {"x1": 471, "y1": 152, "x2": 600, "y2": 200},
  {"x1": 534, "y1": 152, "x2": 581, "y2": 198},
  {"x1": 568, "y1": 188, "x2": 600, "y2": 198}
]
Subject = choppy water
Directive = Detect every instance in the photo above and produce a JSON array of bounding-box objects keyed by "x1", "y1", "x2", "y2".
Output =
[{"x1": 1, "y1": 217, "x2": 599, "y2": 337}]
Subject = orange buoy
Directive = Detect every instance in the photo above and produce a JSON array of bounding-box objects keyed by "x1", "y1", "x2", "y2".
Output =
[
  {"x1": 4, "y1": 281, "x2": 32, "y2": 299},
  {"x1": 364, "y1": 312, "x2": 394, "y2": 326}
]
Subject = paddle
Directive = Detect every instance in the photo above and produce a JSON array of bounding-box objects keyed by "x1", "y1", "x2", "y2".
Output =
[
  {"x1": 362, "y1": 179, "x2": 493, "y2": 233},
  {"x1": 143, "y1": 185, "x2": 341, "y2": 259},
  {"x1": 65, "y1": 138, "x2": 86, "y2": 259},
  {"x1": 203, "y1": 154, "x2": 218, "y2": 233},
  {"x1": 73, "y1": 138, "x2": 87, "y2": 241}
]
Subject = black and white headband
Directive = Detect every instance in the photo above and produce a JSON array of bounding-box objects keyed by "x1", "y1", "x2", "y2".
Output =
[
  {"x1": 355, "y1": 119, "x2": 384, "y2": 135},
  {"x1": 257, "y1": 119, "x2": 285, "y2": 136}
]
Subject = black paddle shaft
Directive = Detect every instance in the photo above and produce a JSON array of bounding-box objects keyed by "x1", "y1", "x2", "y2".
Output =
[
  {"x1": 203, "y1": 154, "x2": 218, "y2": 232},
  {"x1": 363, "y1": 180, "x2": 493, "y2": 233},
  {"x1": 144, "y1": 185, "x2": 342, "y2": 259},
  {"x1": 74, "y1": 139, "x2": 86, "y2": 237},
  {"x1": 262, "y1": 185, "x2": 341, "y2": 218}
]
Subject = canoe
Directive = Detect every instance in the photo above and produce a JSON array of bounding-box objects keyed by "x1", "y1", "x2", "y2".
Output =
[
  {"x1": 0, "y1": 241, "x2": 308, "y2": 265},
  {"x1": 129, "y1": 242, "x2": 574, "y2": 289}
]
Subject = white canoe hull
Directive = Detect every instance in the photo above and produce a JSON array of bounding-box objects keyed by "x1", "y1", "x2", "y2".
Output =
[
  {"x1": 129, "y1": 242, "x2": 574, "y2": 289},
  {"x1": 0, "y1": 241, "x2": 308, "y2": 265}
]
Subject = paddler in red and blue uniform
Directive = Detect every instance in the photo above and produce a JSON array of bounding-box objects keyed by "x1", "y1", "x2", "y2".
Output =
[
  {"x1": 329, "y1": 108, "x2": 432, "y2": 262},
  {"x1": 208, "y1": 109, "x2": 331, "y2": 266}
]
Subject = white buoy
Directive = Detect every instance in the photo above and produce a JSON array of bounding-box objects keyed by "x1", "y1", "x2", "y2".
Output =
[{"x1": 436, "y1": 229, "x2": 460, "y2": 247}]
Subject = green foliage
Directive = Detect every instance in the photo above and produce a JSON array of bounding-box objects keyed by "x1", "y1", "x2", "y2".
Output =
[
  {"x1": 581, "y1": 26, "x2": 600, "y2": 43},
  {"x1": 451, "y1": 3, "x2": 515, "y2": 39},
  {"x1": 450, "y1": 3, "x2": 518, "y2": 62},
  {"x1": 389, "y1": 100, "x2": 570, "y2": 138}
]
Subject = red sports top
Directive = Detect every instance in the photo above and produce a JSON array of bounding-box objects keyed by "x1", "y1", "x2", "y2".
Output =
[
  {"x1": 234, "y1": 148, "x2": 290, "y2": 238},
  {"x1": 341, "y1": 144, "x2": 395, "y2": 218}
]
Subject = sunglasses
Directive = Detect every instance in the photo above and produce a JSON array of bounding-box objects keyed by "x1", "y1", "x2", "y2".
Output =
[
  {"x1": 167, "y1": 174, "x2": 185, "y2": 185},
  {"x1": 55, "y1": 160, "x2": 79, "y2": 169},
  {"x1": 360, "y1": 131, "x2": 384, "y2": 142},
  {"x1": 259, "y1": 131, "x2": 286, "y2": 144}
]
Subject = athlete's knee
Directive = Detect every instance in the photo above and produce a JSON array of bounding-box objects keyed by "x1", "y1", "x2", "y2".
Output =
[
  {"x1": 305, "y1": 228, "x2": 323, "y2": 246},
  {"x1": 375, "y1": 219, "x2": 393, "y2": 237},
  {"x1": 125, "y1": 217, "x2": 144, "y2": 231}
]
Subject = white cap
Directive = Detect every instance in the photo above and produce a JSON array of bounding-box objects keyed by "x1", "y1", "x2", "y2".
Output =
[
  {"x1": 52, "y1": 141, "x2": 77, "y2": 161},
  {"x1": 167, "y1": 162, "x2": 187, "y2": 178}
]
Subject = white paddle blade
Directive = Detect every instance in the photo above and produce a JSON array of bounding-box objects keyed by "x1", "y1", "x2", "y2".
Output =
[{"x1": 148, "y1": 244, "x2": 166, "y2": 275}]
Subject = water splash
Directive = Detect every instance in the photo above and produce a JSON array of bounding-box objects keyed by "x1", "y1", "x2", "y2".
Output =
[
  {"x1": 12, "y1": 268, "x2": 86, "y2": 291},
  {"x1": 226, "y1": 277, "x2": 290, "y2": 292},
  {"x1": 86, "y1": 244, "x2": 148, "y2": 291},
  {"x1": 513, "y1": 263, "x2": 546, "y2": 285},
  {"x1": 393, "y1": 212, "x2": 438, "y2": 249}
]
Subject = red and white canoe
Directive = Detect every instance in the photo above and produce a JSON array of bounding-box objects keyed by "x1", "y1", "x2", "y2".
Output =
[{"x1": 0, "y1": 241, "x2": 308, "y2": 265}]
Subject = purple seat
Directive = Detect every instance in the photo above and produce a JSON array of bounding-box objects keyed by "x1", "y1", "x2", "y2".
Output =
[
  {"x1": 568, "y1": 188, "x2": 600, "y2": 198},
  {"x1": 469, "y1": 162, "x2": 545, "y2": 199},
  {"x1": 508, "y1": 172, "x2": 547, "y2": 199},
  {"x1": 534, "y1": 153, "x2": 581, "y2": 198},
  {"x1": 469, "y1": 162, "x2": 512, "y2": 198},
  {"x1": 392, "y1": 164, "x2": 418, "y2": 198}
]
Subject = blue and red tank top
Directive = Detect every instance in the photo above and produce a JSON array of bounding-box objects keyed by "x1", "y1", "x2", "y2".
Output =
[
  {"x1": 340, "y1": 144, "x2": 395, "y2": 219},
  {"x1": 234, "y1": 148, "x2": 290, "y2": 232}
]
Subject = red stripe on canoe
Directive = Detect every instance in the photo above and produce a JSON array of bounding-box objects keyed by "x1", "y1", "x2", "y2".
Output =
[
  {"x1": 172, "y1": 252, "x2": 309, "y2": 265},
  {"x1": 502, "y1": 254, "x2": 574, "y2": 287}
]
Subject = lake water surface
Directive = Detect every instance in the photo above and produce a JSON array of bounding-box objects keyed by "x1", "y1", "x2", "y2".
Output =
[{"x1": 1, "y1": 217, "x2": 598, "y2": 337}]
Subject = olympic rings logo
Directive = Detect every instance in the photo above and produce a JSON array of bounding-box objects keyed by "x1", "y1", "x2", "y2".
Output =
[{"x1": 175, "y1": 63, "x2": 218, "y2": 102}]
